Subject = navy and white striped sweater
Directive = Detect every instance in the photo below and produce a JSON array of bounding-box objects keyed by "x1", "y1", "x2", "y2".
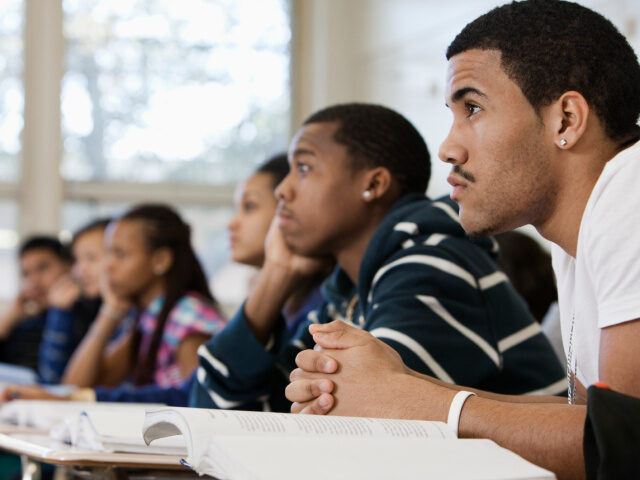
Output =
[{"x1": 191, "y1": 194, "x2": 565, "y2": 411}]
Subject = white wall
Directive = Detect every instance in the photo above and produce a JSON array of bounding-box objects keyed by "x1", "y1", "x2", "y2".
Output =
[{"x1": 293, "y1": 0, "x2": 640, "y2": 200}]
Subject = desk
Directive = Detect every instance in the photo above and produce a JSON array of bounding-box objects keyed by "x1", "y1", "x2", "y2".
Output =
[
  {"x1": 0, "y1": 421, "x2": 48, "y2": 435},
  {"x1": 0, "y1": 433, "x2": 198, "y2": 480}
]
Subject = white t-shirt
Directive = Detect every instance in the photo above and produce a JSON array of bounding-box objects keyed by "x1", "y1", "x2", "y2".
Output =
[{"x1": 552, "y1": 139, "x2": 640, "y2": 387}]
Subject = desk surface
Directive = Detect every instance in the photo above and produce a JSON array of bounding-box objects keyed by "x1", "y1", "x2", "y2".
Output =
[
  {"x1": 0, "y1": 422, "x2": 47, "y2": 435},
  {"x1": 0, "y1": 432, "x2": 189, "y2": 470}
]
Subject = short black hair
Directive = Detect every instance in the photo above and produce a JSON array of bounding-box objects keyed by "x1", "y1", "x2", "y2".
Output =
[
  {"x1": 447, "y1": 0, "x2": 640, "y2": 141},
  {"x1": 303, "y1": 103, "x2": 430, "y2": 196},
  {"x1": 19, "y1": 235, "x2": 71, "y2": 263},
  {"x1": 255, "y1": 153, "x2": 289, "y2": 190}
]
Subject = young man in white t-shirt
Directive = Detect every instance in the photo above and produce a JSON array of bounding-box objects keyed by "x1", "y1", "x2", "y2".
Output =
[{"x1": 284, "y1": 1, "x2": 640, "y2": 479}]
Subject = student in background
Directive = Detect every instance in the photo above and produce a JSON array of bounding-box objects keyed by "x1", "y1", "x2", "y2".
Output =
[
  {"x1": 227, "y1": 153, "x2": 325, "y2": 337},
  {"x1": 494, "y1": 231, "x2": 564, "y2": 365},
  {"x1": 93, "y1": 154, "x2": 324, "y2": 404},
  {"x1": 38, "y1": 219, "x2": 113, "y2": 384},
  {"x1": 3, "y1": 154, "x2": 323, "y2": 405},
  {"x1": 62, "y1": 204, "x2": 225, "y2": 390},
  {"x1": 0, "y1": 237, "x2": 71, "y2": 371},
  {"x1": 494, "y1": 231, "x2": 557, "y2": 324}
]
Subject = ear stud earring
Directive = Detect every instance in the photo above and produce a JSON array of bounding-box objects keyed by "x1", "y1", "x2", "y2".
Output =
[
  {"x1": 560, "y1": 138, "x2": 567, "y2": 147},
  {"x1": 363, "y1": 190, "x2": 372, "y2": 199}
]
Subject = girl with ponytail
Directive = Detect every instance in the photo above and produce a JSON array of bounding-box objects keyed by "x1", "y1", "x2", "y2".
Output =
[{"x1": 62, "y1": 204, "x2": 225, "y2": 389}]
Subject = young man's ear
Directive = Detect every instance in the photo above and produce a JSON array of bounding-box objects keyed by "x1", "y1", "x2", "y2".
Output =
[
  {"x1": 549, "y1": 91, "x2": 590, "y2": 149},
  {"x1": 360, "y1": 167, "x2": 393, "y2": 202},
  {"x1": 151, "y1": 247, "x2": 173, "y2": 276}
]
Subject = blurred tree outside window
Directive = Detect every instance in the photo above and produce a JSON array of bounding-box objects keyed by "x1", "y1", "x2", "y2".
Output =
[
  {"x1": 0, "y1": 201, "x2": 19, "y2": 301},
  {"x1": 61, "y1": 0, "x2": 291, "y2": 184},
  {"x1": 0, "y1": 0, "x2": 23, "y2": 183},
  {"x1": 0, "y1": 0, "x2": 22, "y2": 301}
]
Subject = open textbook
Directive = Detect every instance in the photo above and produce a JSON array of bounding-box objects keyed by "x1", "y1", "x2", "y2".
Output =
[
  {"x1": 51, "y1": 407, "x2": 186, "y2": 455},
  {"x1": 0, "y1": 400, "x2": 104, "y2": 430},
  {"x1": 142, "y1": 408, "x2": 556, "y2": 480},
  {"x1": 0, "y1": 432, "x2": 184, "y2": 468},
  {"x1": 0, "y1": 400, "x2": 184, "y2": 455}
]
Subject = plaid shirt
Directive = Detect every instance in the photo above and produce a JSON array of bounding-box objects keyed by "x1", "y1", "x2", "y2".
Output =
[{"x1": 138, "y1": 291, "x2": 226, "y2": 387}]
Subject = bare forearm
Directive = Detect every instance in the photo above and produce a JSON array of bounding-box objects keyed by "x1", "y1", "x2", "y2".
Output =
[
  {"x1": 398, "y1": 374, "x2": 584, "y2": 480},
  {"x1": 244, "y1": 262, "x2": 303, "y2": 344},
  {"x1": 0, "y1": 310, "x2": 22, "y2": 340},
  {"x1": 296, "y1": 322, "x2": 582, "y2": 479},
  {"x1": 62, "y1": 314, "x2": 120, "y2": 386},
  {"x1": 460, "y1": 397, "x2": 585, "y2": 480},
  {"x1": 407, "y1": 369, "x2": 567, "y2": 404}
]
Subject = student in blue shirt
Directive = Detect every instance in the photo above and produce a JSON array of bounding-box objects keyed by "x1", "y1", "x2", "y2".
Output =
[
  {"x1": 2, "y1": 154, "x2": 324, "y2": 406},
  {"x1": 0, "y1": 236, "x2": 71, "y2": 372},
  {"x1": 39, "y1": 219, "x2": 111, "y2": 384}
]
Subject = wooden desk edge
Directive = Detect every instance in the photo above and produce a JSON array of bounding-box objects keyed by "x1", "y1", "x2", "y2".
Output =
[{"x1": 0, "y1": 444, "x2": 190, "y2": 470}]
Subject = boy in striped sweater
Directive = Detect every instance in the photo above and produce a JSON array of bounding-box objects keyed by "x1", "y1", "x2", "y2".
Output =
[{"x1": 191, "y1": 103, "x2": 564, "y2": 411}]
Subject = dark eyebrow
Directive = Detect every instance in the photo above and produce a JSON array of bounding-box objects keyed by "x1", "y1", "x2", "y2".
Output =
[
  {"x1": 292, "y1": 147, "x2": 315, "y2": 158},
  {"x1": 446, "y1": 87, "x2": 487, "y2": 107}
]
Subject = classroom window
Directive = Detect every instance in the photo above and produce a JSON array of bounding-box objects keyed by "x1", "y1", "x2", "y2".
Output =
[
  {"x1": 0, "y1": 0, "x2": 24, "y2": 183},
  {"x1": 61, "y1": 0, "x2": 291, "y2": 184},
  {"x1": 0, "y1": 201, "x2": 19, "y2": 300},
  {"x1": 0, "y1": 0, "x2": 23, "y2": 302}
]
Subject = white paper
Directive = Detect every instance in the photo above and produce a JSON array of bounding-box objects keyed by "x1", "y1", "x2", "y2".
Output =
[
  {"x1": 51, "y1": 406, "x2": 186, "y2": 455},
  {"x1": 143, "y1": 408, "x2": 556, "y2": 480}
]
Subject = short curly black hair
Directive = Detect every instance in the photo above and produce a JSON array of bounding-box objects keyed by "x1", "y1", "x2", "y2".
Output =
[
  {"x1": 447, "y1": 0, "x2": 640, "y2": 141},
  {"x1": 303, "y1": 103, "x2": 430, "y2": 196},
  {"x1": 19, "y1": 235, "x2": 71, "y2": 263}
]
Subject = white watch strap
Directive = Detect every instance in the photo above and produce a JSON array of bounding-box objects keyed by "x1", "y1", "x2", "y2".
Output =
[{"x1": 447, "y1": 390, "x2": 477, "y2": 436}]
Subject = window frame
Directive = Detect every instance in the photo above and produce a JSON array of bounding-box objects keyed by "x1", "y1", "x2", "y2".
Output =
[{"x1": 12, "y1": 0, "x2": 295, "y2": 238}]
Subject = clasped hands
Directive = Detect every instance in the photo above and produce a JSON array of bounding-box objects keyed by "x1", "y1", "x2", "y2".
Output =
[{"x1": 286, "y1": 320, "x2": 414, "y2": 418}]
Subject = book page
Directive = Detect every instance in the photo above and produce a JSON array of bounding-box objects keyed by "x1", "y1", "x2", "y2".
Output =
[
  {"x1": 0, "y1": 401, "x2": 101, "y2": 429},
  {"x1": 208, "y1": 409, "x2": 455, "y2": 439},
  {"x1": 146, "y1": 407, "x2": 456, "y2": 441},
  {"x1": 0, "y1": 432, "x2": 184, "y2": 466},
  {"x1": 143, "y1": 409, "x2": 555, "y2": 480},
  {"x1": 0, "y1": 401, "x2": 166, "y2": 431},
  {"x1": 210, "y1": 436, "x2": 556, "y2": 480},
  {"x1": 144, "y1": 408, "x2": 454, "y2": 480},
  {"x1": 51, "y1": 406, "x2": 185, "y2": 455}
]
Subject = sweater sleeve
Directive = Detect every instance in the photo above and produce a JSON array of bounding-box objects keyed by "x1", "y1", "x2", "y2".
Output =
[
  {"x1": 94, "y1": 376, "x2": 192, "y2": 406},
  {"x1": 189, "y1": 300, "x2": 319, "y2": 412},
  {"x1": 38, "y1": 308, "x2": 77, "y2": 384},
  {"x1": 362, "y1": 238, "x2": 564, "y2": 394}
]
